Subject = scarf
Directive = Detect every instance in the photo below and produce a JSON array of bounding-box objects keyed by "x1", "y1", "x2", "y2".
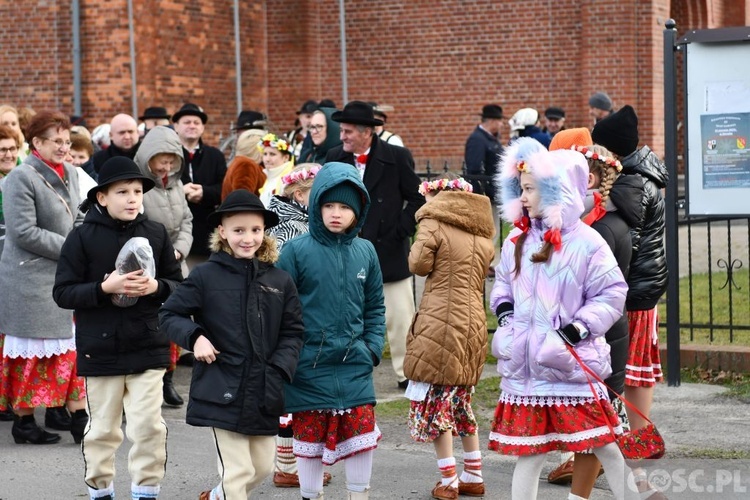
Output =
[{"x1": 32, "y1": 150, "x2": 65, "y2": 180}]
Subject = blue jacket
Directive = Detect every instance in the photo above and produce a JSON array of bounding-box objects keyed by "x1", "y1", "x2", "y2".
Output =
[{"x1": 277, "y1": 162, "x2": 386, "y2": 412}]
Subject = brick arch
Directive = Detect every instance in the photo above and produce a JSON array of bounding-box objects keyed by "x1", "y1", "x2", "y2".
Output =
[{"x1": 671, "y1": 0, "x2": 708, "y2": 31}]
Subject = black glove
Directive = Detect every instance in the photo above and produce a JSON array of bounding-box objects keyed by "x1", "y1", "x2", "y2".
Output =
[
  {"x1": 556, "y1": 323, "x2": 587, "y2": 346},
  {"x1": 496, "y1": 302, "x2": 513, "y2": 327}
]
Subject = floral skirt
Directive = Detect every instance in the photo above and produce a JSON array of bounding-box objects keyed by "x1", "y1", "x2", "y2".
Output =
[
  {"x1": 292, "y1": 404, "x2": 381, "y2": 465},
  {"x1": 625, "y1": 308, "x2": 663, "y2": 388},
  {"x1": 488, "y1": 390, "x2": 622, "y2": 456},
  {"x1": 0, "y1": 334, "x2": 86, "y2": 411},
  {"x1": 168, "y1": 342, "x2": 180, "y2": 372},
  {"x1": 408, "y1": 384, "x2": 478, "y2": 443}
]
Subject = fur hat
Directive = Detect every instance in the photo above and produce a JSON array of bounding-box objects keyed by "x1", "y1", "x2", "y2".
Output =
[
  {"x1": 496, "y1": 137, "x2": 588, "y2": 233},
  {"x1": 549, "y1": 127, "x2": 593, "y2": 151},
  {"x1": 588, "y1": 92, "x2": 613, "y2": 112},
  {"x1": 320, "y1": 181, "x2": 363, "y2": 219},
  {"x1": 591, "y1": 105, "x2": 639, "y2": 157}
]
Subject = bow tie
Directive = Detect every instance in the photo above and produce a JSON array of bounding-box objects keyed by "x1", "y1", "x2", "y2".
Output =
[{"x1": 356, "y1": 153, "x2": 368, "y2": 164}]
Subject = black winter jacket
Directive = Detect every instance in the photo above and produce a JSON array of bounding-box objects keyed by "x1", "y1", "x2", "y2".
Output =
[
  {"x1": 326, "y1": 135, "x2": 424, "y2": 282},
  {"x1": 618, "y1": 146, "x2": 669, "y2": 310},
  {"x1": 53, "y1": 206, "x2": 182, "y2": 376},
  {"x1": 159, "y1": 251, "x2": 304, "y2": 436},
  {"x1": 180, "y1": 141, "x2": 227, "y2": 256},
  {"x1": 464, "y1": 125, "x2": 503, "y2": 201}
]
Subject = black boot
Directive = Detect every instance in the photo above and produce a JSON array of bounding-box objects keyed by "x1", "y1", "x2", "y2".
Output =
[
  {"x1": 70, "y1": 409, "x2": 89, "y2": 444},
  {"x1": 163, "y1": 370, "x2": 184, "y2": 406},
  {"x1": 0, "y1": 406, "x2": 14, "y2": 421},
  {"x1": 44, "y1": 406, "x2": 72, "y2": 430},
  {"x1": 12, "y1": 414, "x2": 61, "y2": 444}
]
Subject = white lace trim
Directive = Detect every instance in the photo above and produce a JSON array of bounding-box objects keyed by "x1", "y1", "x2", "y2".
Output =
[
  {"x1": 2, "y1": 334, "x2": 76, "y2": 359},
  {"x1": 499, "y1": 387, "x2": 608, "y2": 407},
  {"x1": 489, "y1": 424, "x2": 623, "y2": 446},
  {"x1": 294, "y1": 425, "x2": 381, "y2": 465}
]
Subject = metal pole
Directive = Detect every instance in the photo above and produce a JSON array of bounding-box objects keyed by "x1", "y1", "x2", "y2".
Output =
[
  {"x1": 338, "y1": 0, "x2": 348, "y2": 104},
  {"x1": 233, "y1": 0, "x2": 242, "y2": 115},
  {"x1": 71, "y1": 0, "x2": 82, "y2": 116},
  {"x1": 127, "y1": 0, "x2": 138, "y2": 118},
  {"x1": 663, "y1": 19, "x2": 681, "y2": 387}
]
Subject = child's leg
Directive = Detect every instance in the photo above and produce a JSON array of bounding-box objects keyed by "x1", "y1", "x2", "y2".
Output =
[
  {"x1": 210, "y1": 429, "x2": 275, "y2": 498},
  {"x1": 459, "y1": 434, "x2": 484, "y2": 484},
  {"x1": 298, "y1": 457, "x2": 325, "y2": 499},
  {"x1": 123, "y1": 369, "x2": 167, "y2": 499},
  {"x1": 344, "y1": 449, "x2": 374, "y2": 494},
  {"x1": 592, "y1": 442, "x2": 638, "y2": 500},
  {"x1": 276, "y1": 416, "x2": 297, "y2": 475},
  {"x1": 82, "y1": 375, "x2": 126, "y2": 497},
  {"x1": 570, "y1": 453, "x2": 601, "y2": 498},
  {"x1": 434, "y1": 431, "x2": 457, "y2": 487},
  {"x1": 511, "y1": 453, "x2": 548, "y2": 499}
]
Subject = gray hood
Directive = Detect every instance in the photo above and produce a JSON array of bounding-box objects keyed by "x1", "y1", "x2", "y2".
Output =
[{"x1": 133, "y1": 126, "x2": 186, "y2": 188}]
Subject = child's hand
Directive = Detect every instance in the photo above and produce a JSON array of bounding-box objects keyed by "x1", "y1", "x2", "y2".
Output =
[
  {"x1": 194, "y1": 335, "x2": 220, "y2": 364},
  {"x1": 123, "y1": 271, "x2": 157, "y2": 297},
  {"x1": 101, "y1": 270, "x2": 145, "y2": 295}
]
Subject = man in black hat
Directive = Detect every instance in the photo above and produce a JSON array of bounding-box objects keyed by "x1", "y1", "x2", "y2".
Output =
[
  {"x1": 139, "y1": 107, "x2": 171, "y2": 135},
  {"x1": 287, "y1": 100, "x2": 318, "y2": 160},
  {"x1": 326, "y1": 100, "x2": 423, "y2": 390},
  {"x1": 464, "y1": 104, "x2": 504, "y2": 202},
  {"x1": 172, "y1": 103, "x2": 227, "y2": 263},
  {"x1": 233, "y1": 110, "x2": 267, "y2": 134},
  {"x1": 86, "y1": 113, "x2": 142, "y2": 177},
  {"x1": 543, "y1": 106, "x2": 566, "y2": 138}
]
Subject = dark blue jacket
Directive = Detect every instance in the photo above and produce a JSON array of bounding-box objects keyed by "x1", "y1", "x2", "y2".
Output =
[{"x1": 464, "y1": 125, "x2": 503, "y2": 201}]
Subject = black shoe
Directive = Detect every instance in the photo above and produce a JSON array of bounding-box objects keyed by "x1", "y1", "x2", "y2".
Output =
[
  {"x1": 70, "y1": 409, "x2": 89, "y2": 444},
  {"x1": 177, "y1": 352, "x2": 195, "y2": 366},
  {"x1": 12, "y1": 414, "x2": 61, "y2": 444},
  {"x1": 397, "y1": 379, "x2": 409, "y2": 390},
  {"x1": 163, "y1": 370, "x2": 184, "y2": 407},
  {"x1": 0, "y1": 407, "x2": 14, "y2": 421},
  {"x1": 44, "y1": 406, "x2": 72, "y2": 430}
]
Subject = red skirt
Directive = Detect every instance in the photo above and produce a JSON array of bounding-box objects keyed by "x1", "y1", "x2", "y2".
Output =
[
  {"x1": 625, "y1": 308, "x2": 663, "y2": 388},
  {"x1": 292, "y1": 404, "x2": 381, "y2": 465},
  {"x1": 488, "y1": 391, "x2": 622, "y2": 456},
  {"x1": 0, "y1": 334, "x2": 86, "y2": 411}
]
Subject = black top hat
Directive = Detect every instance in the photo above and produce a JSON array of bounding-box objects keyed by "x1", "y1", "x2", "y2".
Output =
[
  {"x1": 139, "y1": 107, "x2": 171, "y2": 121},
  {"x1": 296, "y1": 100, "x2": 319, "y2": 115},
  {"x1": 544, "y1": 107, "x2": 566, "y2": 120},
  {"x1": 233, "y1": 110, "x2": 267, "y2": 131},
  {"x1": 172, "y1": 103, "x2": 208, "y2": 124},
  {"x1": 87, "y1": 157, "x2": 156, "y2": 203},
  {"x1": 207, "y1": 189, "x2": 279, "y2": 229},
  {"x1": 479, "y1": 104, "x2": 504, "y2": 120},
  {"x1": 331, "y1": 101, "x2": 384, "y2": 127}
]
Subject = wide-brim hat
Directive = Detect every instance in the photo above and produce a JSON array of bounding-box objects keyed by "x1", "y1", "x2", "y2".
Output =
[
  {"x1": 87, "y1": 157, "x2": 156, "y2": 203},
  {"x1": 331, "y1": 101, "x2": 383, "y2": 127},
  {"x1": 139, "y1": 106, "x2": 171, "y2": 121},
  {"x1": 233, "y1": 110, "x2": 267, "y2": 131},
  {"x1": 480, "y1": 104, "x2": 505, "y2": 120},
  {"x1": 172, "y1": 103, "x2": 208, "y2": 124},
  {"x1": 207, "y1": 189, "x2": 279, "y2": 229}
]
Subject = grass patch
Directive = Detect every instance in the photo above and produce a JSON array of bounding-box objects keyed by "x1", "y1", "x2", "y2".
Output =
[
  {"x1": 658, "y1": 269, "x2": 750, "y2": 346},
  {"x1": 679, "y1": 367, "x2": 750, "y2": 402},
  {"x1": 673, "y1": 448, "x2": 750, "y2": 460}
]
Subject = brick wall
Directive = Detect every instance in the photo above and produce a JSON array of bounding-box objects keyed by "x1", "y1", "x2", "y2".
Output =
[{"x1": 1, "y1": 0, "x2": 747, "y2": 159}]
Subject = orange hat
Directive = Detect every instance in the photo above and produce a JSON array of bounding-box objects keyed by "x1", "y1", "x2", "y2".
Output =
[{"x1": 549, "y1": 127, "x2": 593, "y2": 151}]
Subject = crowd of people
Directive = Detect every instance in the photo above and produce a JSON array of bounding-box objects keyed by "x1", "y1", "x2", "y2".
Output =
[{"x1": 0, "y1": 95, "x2": 668, "y2": 500}]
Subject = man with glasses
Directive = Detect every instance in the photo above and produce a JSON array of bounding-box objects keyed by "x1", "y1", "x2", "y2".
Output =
[{"x1": 86, "y1": 114, "x2": 141, "y2": 178}]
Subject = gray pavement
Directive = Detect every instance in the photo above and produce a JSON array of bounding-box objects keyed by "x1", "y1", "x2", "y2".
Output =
[{"x1": 2, "y1": 362, "x2": 750, "y2": 499}]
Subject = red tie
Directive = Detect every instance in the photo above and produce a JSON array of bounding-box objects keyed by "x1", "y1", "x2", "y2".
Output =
[{"x1": 357, "y1": 153, "x2": 368, "y2": 164}]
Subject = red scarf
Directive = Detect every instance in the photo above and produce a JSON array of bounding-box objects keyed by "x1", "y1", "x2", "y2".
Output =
[
  {"x1": 582, "y1": 191, "x2": 607, "y2": 226},
  {"x1": 32, "y1": 150, "x2": 65, "y2": 180}
]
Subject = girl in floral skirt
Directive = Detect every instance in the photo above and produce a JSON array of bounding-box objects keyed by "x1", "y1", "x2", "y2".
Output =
[
  {"x1": 403, "y1": 173, "x2": 494, "y2": 500},
  {"x1": 488, "y1": 138, "x2": 635, "y2": 500}
]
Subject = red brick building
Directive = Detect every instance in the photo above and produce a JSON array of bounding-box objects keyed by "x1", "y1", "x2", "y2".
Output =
[{"x1": 2, "y1": 0, "x2": 748, "y2": 162}]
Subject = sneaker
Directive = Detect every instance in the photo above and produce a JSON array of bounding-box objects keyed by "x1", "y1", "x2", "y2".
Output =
[
  {"x1": 431, "y1": 481, "x2": 458, "y2": 500},
  {"x1": 458, "y1": 480, "x2": 485, "y2": 497}
]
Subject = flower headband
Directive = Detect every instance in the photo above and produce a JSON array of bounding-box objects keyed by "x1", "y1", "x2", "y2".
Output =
[
  {"x1": 257, "y1": 133, "x2": 291, "y2": 154},
  {"x1": 572, "y1": 145, "x2": 622, "y2": 172},
  {"x1": 282, "y1": 165, "x2": 321, "y2": 186},
  {"x1": 418, "y1": 177, "x2": 473, "y2": 196}
]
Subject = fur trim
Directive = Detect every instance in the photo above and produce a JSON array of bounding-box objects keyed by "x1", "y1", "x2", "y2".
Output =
[
  {"x1": 415, "y1": 190, "x2": 494, "y2": 239},
  {"x1": 209, "y1": 229, "x2": 279, "y2": 263}
]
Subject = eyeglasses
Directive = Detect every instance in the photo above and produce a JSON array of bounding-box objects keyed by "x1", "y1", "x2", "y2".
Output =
[
  {"x1": 42, "y1": 137, "x2": 72, "y2": 149},
  {"x1": 309, "y1": 125, "x2": 325, "y2": 133},
  {"x1": 0, "y1": 146, "x2": 18, "y2": 156}
]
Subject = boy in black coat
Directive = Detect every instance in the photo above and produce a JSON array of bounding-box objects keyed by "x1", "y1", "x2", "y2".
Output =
[
  {"x1": 53, "y1": 157, "x2": 183, "y2": 500},
  {"x1": 159, "y1": 190, "x2": 304, "y2": 500}
]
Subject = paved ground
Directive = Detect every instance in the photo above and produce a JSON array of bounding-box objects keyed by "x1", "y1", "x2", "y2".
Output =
[{"x1": 1, "y1": 361, "x2": 749, "y2": 500}]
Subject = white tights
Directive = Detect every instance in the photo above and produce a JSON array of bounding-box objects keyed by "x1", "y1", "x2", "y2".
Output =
[{"x1": 298, "y1": 451, "x2": 373, "y2": 498}]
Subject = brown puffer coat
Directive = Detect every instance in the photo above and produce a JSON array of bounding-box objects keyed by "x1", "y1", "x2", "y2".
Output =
[{"x1": 404, "y1": 190, "x2": 495, "y2": 386}]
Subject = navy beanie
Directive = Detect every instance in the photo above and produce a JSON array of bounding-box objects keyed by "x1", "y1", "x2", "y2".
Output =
[{"x1": 320, "y1": 182, "x2": 363, "y2": 218}]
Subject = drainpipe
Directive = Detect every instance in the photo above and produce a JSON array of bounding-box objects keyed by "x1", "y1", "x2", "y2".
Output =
[
  {"x1": 127, "y1": 0, "x2": 138, "y2": 117},
  {"x1": 338, "y1": 0, "x2": 348, "y2": 104},
  {"x1": 71, "y1": 0, "x2": 82, "y2": 116},
  {"x1": 233, "y1": 0, "x2": 242, "y2": 115}
]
